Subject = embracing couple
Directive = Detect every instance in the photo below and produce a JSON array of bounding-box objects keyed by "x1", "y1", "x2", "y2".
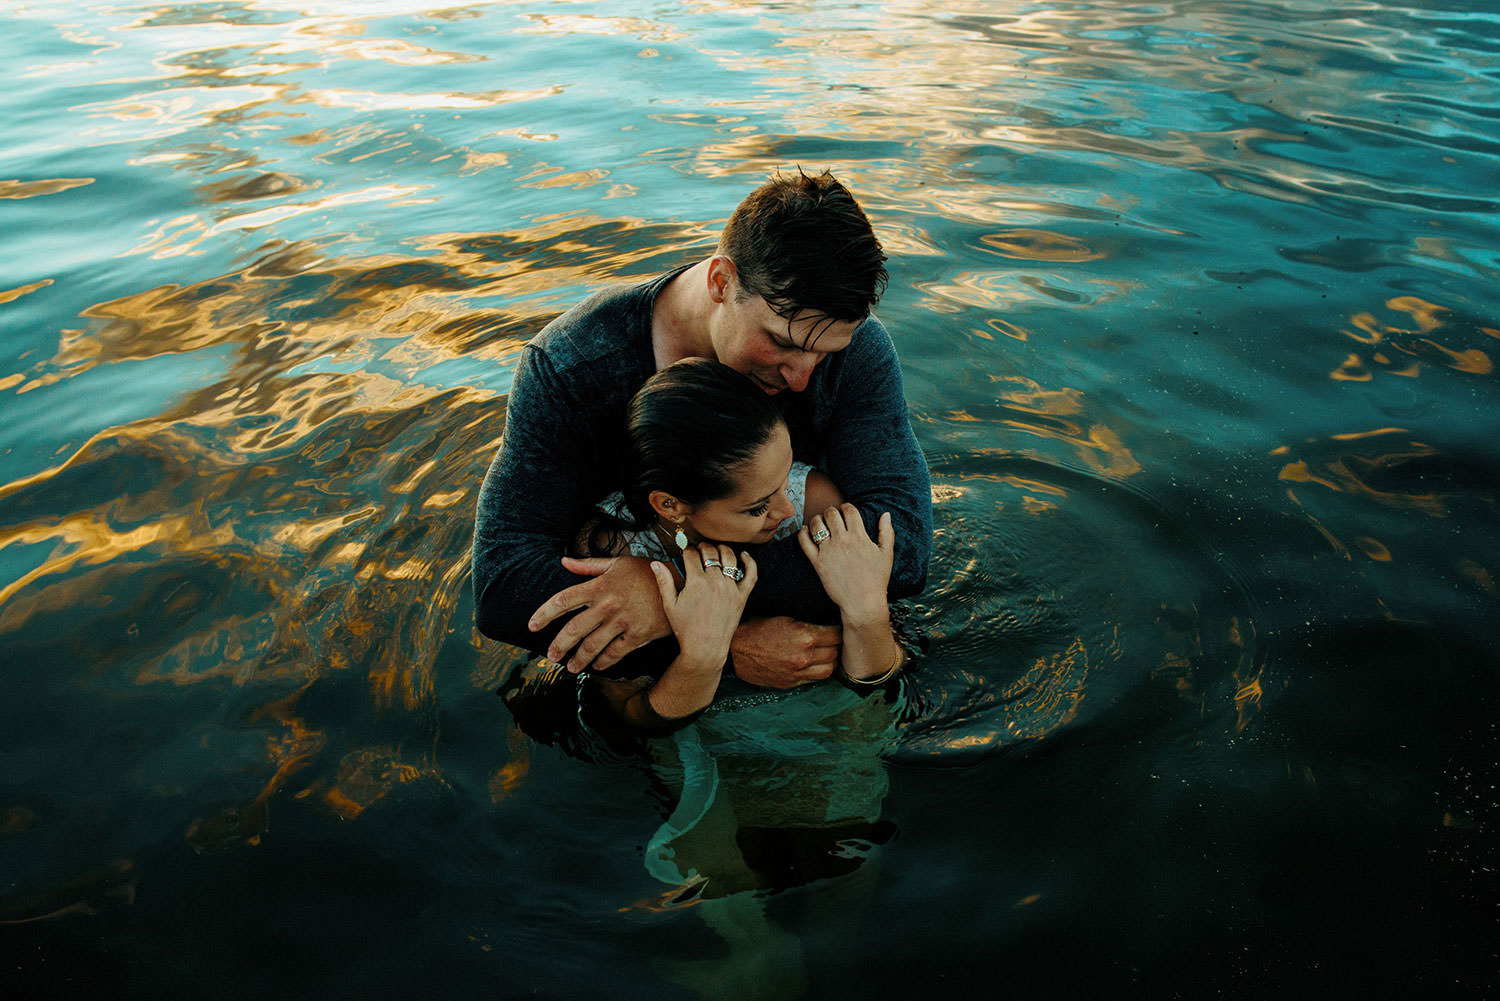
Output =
[{"x1": 472, "y1": 170, "x2": 932, "y2": 731}]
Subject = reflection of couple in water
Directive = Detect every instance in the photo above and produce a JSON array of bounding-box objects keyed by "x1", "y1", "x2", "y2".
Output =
[{"x1": 474, "y1": 171, "x2": 930, "y2": 958}]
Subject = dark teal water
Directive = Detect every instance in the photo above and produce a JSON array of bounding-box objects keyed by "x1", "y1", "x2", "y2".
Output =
[{"x1": 2, "y1": 1, "x2": 1497, "y2": 997}]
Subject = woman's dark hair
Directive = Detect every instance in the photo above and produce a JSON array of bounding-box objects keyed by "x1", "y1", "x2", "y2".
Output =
[
  {"x1": 590, "y1": 360, "x2": 784, "y2": 551},
  {"x1": 719, "y1": 169, "x2": 888, "y2": 346}
]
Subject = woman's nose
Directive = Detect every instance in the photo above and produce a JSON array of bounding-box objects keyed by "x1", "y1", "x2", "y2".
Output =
[{"x1": 770, "y1": 490, "x2": 795, "y2": 522}]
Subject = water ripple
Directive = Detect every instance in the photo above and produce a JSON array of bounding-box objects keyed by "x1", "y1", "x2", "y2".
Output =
[{"x1": 2, "y1": 0, "x2": 1498, "y2": 989}]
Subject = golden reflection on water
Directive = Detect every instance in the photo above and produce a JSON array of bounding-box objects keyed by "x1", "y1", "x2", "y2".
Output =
[
  {"x1": 0, "y1": 502, "x2": 230, "y2": 618},
  {"x1": 4, "y1": 330, "x2": 461, "y2": 805},
  {"x1": 199, "y1": 170, "x2": 311, "y2": 203},
  {"x1": 302, "y1": 86, "x2": 558, "y2": 111},
  {"x1": 120, "y1": 183, "x2": 435, "y2": 260},
  {"x1": 20, "y1": 218, "x2": 678, "y2": 392},
  {"x1": 1233, "y1": 674, "x2": 1263, "y2": 732},
  {"x1": 1276, "y1": 291, "x2": 1496, "y2": 573},
  {"x1": 1277, "y1": 442, "x2": 1451, "y2": 517},
  {"x1": 1336, "y1": 295, "x2": 1495, "y2": 382},
  {"x1": 0, "y1": 177, "x2": 94, "y2": 199},
  {"x1": 977, "y1": 229, "x2": 1104, "y2": 263},
  {"x1": 300, "y1": 746, "x2": 442, "y2": 822},
  {"x1": 976, "y1": 376, "x2": 1142, "y2": 478},
  {"x1": 995, "y1": 636, "x2": 1091, "y2": 740},
  {"x1": 0, "y1": 206, "x2": 729, "y2": 865},
  {"x1": 195, "y1": 683, "x2": 326, "y2": 851},
  {"x1": 0, "y1": 280, "x2": 54, "y2": 307},
  {"x1": 1273, "y1": 411, "x2": 1491, "y2": 602},
  {"x1": 488, "y1": 726, "x2": 534, "y2": 805}
]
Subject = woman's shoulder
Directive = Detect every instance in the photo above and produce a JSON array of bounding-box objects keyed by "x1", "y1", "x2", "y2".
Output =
[
  {"x1": 801, "y1": 466, "x2": 843, "y2": 516},
  {"x1": 769, "y1": 462, "x2": 841, "y2": 541}
]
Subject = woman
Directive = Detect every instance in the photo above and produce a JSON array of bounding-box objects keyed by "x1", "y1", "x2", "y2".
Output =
[{"x1": 579, "y1": 359, "x2": 906, "y2": 731}]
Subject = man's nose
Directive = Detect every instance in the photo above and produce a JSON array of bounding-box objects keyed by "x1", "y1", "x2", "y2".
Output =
[{"x1": 779, "y1": 353, "x2": 820, "y2": 393}]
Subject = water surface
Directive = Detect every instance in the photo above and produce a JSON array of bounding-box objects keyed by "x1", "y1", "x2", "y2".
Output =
[{"x1": 2, "y1": 1, "x2": 1497, "y2": 997}]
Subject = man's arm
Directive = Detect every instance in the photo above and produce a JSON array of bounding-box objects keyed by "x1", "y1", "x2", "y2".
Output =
[
  {"x1": 742, "y1": 315, "x2": 932, "y2": 620},
  {"x1": 473, "y1": 343, "x2": 671, "y2": 670},
  {"x1": 472, "y1": 344, "x2": 593, "y2": 647}
]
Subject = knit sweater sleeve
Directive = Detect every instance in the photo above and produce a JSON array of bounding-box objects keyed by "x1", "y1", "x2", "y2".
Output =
[
  {"x1": 743, "y1": 316, "x2": 932, "y2": 621},
  {"x1": 472, "y1": 342, "x2": 600, "y2": 648}
]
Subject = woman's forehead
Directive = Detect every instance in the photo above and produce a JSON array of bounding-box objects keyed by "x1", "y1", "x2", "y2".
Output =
[{"x1": 728, "y1": 426, "x2": 792, "y2": 501}]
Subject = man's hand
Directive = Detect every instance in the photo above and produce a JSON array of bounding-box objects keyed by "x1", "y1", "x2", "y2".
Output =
[
  {"x1": 529, "y1": 556, "x2": 671, "y2": 673},
  {"x1": 729, "y1": 616, "x2": 842, "y2": 689}
]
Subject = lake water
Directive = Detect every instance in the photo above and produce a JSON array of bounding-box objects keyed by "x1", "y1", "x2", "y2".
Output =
[{"x1": 2, "y1": 1, "x2": 1497, "y2": 997}]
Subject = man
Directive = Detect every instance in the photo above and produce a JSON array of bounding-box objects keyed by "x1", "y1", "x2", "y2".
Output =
[{"x1": 472, "y1": 170, "x2": 930, "y2": 687}]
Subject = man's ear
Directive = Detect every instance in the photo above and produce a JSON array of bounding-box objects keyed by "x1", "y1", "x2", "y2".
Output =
[
  {"x1": 647, "y1": 490, "x2": 691, "y2": 521},
  {"x1": 706, "y1": 255, "x2": 737, "y2": 303}
]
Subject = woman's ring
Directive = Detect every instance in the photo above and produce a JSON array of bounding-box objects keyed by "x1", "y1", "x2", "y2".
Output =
[
  {"x1": 702, "y1": 557, "x2": 722, "y2": 568},
  {"x1": 810, "y1": 528, "x2": 830, "y2": 543},
  {"x1": 721, "y1": 565, "x2": 744, "y2": 582}
]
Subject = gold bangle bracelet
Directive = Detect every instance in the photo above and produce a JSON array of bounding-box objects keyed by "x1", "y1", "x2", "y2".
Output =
[{"x1": 840, "y1": 643, "x2": 905, "y2": 687}]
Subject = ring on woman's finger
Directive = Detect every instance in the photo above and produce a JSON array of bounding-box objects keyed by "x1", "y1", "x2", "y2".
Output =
[
  {"x1": 721, "y1": 565, "x2": 745, "y2": 582},
  {"x1": 702, "y1": 557, "x2": 722, "y2": 568},
  {"x1": 810, "y1": 528, "x2": 831, "y2": 543}
]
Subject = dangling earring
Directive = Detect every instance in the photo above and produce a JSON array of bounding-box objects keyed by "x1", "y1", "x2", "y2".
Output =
[{"x1": 674, "y1": 522, "x2": 689, "y2": 551}]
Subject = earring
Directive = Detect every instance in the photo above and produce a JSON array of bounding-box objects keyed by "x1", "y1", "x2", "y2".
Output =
[{"x1": 674, "y1": 523, "x2": 689, "y2": 551}]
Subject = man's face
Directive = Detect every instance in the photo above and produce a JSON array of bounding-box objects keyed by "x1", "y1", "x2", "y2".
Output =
[{"x1": 708, "y1": 271, "x2": 858, "y2": 395}]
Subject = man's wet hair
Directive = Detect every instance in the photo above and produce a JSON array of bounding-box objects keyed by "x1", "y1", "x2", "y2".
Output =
[{"x1": 719, "y1": 169, "x2": 888, "y2": 341}]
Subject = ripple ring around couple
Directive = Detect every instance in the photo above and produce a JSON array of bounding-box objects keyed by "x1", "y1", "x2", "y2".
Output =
[{"x1": 810, "y1": 528, "x2": 831, "y2": 543}]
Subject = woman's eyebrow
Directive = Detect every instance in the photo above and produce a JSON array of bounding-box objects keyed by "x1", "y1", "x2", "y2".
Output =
[{"x1": 742, "y1": 461, "x2": 794, "y2": 509}]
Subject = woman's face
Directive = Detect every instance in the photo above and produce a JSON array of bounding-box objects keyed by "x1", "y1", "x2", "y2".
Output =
[{"x1": 682, "y1": 424, "x2": 797, "y2": 544}]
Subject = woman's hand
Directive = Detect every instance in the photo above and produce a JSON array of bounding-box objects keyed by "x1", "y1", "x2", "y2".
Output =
[
  {"x1": 650, "y1": 543, "x2": 758, "y2": 670},
  {"x1": 798, "y1": 504, "x2": 903, "y2": 686},
  {"x1": 798, "y1": 504, "x2": 893, "y2": 625},
  {"x1": 625, "y1": 544, "x2": 756, "y2": 728}
]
